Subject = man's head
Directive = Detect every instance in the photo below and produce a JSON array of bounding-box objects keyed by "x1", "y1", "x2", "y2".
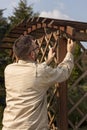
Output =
[{"x1": 13, "y1": 35, "x2": 39, "y2": 61}]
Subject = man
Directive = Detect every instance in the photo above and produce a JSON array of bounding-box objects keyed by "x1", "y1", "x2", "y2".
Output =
[{"x1": 2, "y1": 35, "x2": 75, "y2": 130}]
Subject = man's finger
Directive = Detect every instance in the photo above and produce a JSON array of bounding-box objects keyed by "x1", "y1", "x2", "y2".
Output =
[{"x1": 49, "y1": 45, "x2": 51, "y2": 49}]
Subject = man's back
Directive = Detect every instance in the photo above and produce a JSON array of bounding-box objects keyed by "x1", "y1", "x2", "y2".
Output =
[{"x1": 2, "y1": 61, "x2": 49, "y2": 130}]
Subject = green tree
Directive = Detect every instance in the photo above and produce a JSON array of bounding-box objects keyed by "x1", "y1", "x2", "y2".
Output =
[
  {"x1": 0, "y1": 10, "x2": 9, "y2": 129},
  {"x1": 0, "y1": 9, "x2": 7, "y2": 25},
  {"x1": 0, "y1": 9, "x2": 10, "y2": 85},
  {"x1": 0, "y1": 9, "x2": 8, "y2": 42},
  {"x1": 8, "y1": 0, "x2": 39, "y2": 26}
]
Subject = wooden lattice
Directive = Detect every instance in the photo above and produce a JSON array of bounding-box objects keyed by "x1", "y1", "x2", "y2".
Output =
[
  {"x1": 68, "y1": 42, "x2": 87, "y2": 129},
  {"x1": 35, "y1": 32, "x2": 60, "y2": 130}
]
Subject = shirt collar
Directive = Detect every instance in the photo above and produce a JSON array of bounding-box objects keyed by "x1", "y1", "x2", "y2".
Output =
[{"x1": 18, "y1": 60, "x2": 35, "y2": 64}]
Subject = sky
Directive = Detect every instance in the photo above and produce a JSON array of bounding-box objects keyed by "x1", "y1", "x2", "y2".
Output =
[
  {"x1": 0, "y1": 0, "x2": 87, "y2": 23},
  {"x1": 0, "y1": 0, "x2": 87, "y2": 48}
]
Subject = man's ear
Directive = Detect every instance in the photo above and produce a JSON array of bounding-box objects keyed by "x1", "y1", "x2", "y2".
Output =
[
  {"x1": 13, "y1": 53, "x2": 19, "y2": 62},
  {"x1": 29, "y1": 51, "x2": 35, "y2": 60}
]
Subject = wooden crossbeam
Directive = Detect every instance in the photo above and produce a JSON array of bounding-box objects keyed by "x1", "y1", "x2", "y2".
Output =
[
  {"x1": 58, "y1": 26, "x2": 87, "y2": 41},
  {"x1": 0, "y1": 43, "x2": 12, "y2": 49},
  {"x1": 74, "y1": 32, "x2": 87, "y2": 41},
  {"x1": 2, "y1": 37, "x2": 16, "y2": 43}
]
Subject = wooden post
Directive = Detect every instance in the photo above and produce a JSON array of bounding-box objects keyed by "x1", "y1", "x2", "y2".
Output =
[{"x1": 58, "y1": 38, "x2": 68, "y2": 130}]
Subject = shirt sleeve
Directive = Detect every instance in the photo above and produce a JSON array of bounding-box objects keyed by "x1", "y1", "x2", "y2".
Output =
[{"x1": 40, "y1": 52, "x2": 74, "y2": 86}]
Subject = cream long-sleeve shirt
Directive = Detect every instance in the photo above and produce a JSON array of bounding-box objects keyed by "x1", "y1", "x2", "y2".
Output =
[{"x1": 2, "y1": 52, "x2": 74, "y2": 130}]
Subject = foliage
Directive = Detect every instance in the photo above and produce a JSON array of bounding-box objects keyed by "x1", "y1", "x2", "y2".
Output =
[
  {"x1": 0, "y1": 9, "x2": 7, "y2": 25},
  {"x1": 0, "y1": 9, "x2": 10, "y2": 88},
  {"x1": 8, "y1": 0, "x2": 39, "y2": 27},
  {"x1": 68, "y1": 42, "x2": 82, "y2": 85},
  {"x1": 0, "y1": 9, "x2": 9, "y2": 42},
  {"x1": 68, "y1": 84, "x2": 87, "y2": 127},
  {"x1": 0, "y1": 105, "x2": 4, "y2": 129},
  {"x1": 0, "y1": 50, "x2": 12, "y2": 78}
]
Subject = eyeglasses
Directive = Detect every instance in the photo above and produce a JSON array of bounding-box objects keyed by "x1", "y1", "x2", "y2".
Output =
[
  {"x1": 30, "y1": 45, "x2": 40, "y2": 54},
  {"x1": 32, "y1": 46, "x2": 39, "y2": 51}
]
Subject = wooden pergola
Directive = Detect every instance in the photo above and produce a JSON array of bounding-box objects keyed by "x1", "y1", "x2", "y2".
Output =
[{"x1": 0, "y1": 17, "x2": 87, "y2": 130}]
